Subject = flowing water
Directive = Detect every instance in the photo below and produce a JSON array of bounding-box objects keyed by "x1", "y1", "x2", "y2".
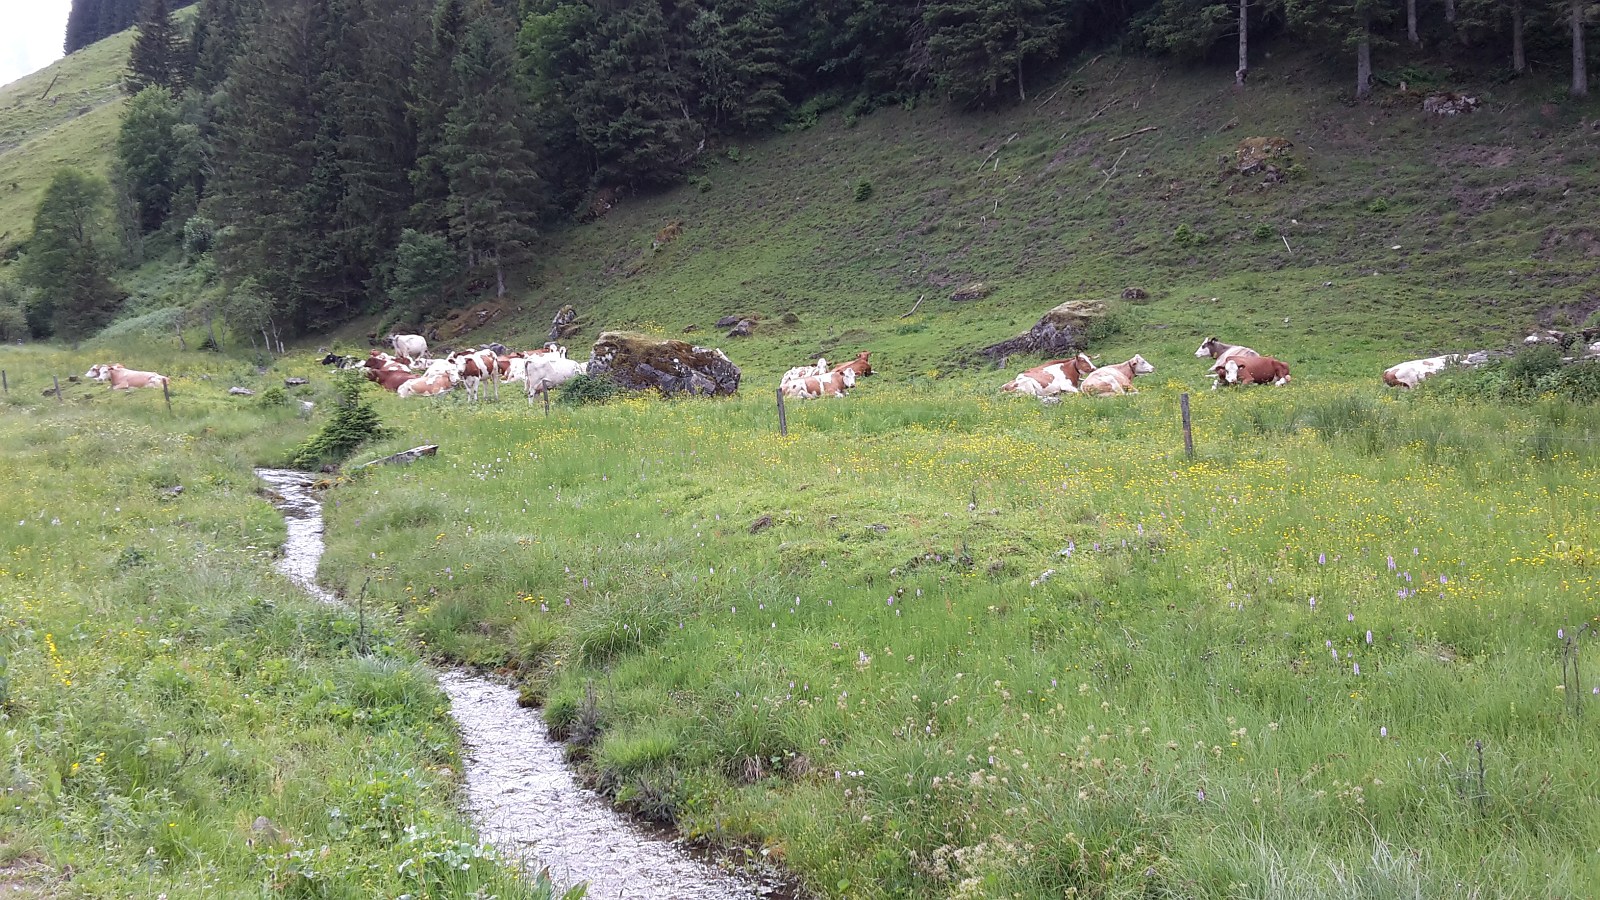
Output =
[{"x1": 255, "y1": 469, "x2": 791, "y2": 900}]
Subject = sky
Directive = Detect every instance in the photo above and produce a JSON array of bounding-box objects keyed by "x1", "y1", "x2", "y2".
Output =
[{"x1": 1, "y1": 0, "x2": 73, "y2": 88}]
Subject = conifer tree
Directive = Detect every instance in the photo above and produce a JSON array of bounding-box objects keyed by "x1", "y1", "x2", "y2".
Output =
[
  {"x1": 115, "y1": 87, "x2": 203, "y2": 233},
  {"x1": 1286, "y1": 0, "x2": 1396, "y2": 98},
  {"x1": 689, "y1": 0, "x2": 793, "y2": 131},
  {"x1": 924, "y1": 0, "x2": 1068, "y2": 104},
  {"x1": 440, "y1": 12, "x2": 542, "y2": 297},
  {"x1": 20, "y1": 169, "x2": 123, "y2": 340},
  {"x1": 126, "y1": 0, "x2": 187, "y2": 94}
]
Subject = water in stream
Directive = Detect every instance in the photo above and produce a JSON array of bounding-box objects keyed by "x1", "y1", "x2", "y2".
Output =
[{"x1": 255, "y1": 469, "x2": 787, "y2": 900}]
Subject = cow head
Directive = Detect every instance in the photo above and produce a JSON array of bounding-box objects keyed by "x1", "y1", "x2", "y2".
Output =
[
  {"x1": 852, "y1": 351, "x2": 873, "y2": 375},
  {"x1": 1224, "y1": 359, "x2": 1242, "y2": 383},
  {"x1": 1195, "y1": 337, "x2": 1220, "y2": 358},
  {"x1": 1129, "y1": 354, "x2": 1155, "y2": 375},
  {"x1": 839, "y1": 367, "x2": 858, "y2": 389},
  {"x1": 319, "y1": 353, "x2": 341, "y2": 366},
  {"x1": 1073, "y1": 353, "x2": 1096, "y2": 375}
]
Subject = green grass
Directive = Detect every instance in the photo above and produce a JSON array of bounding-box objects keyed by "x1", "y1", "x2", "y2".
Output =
[
  {"x1": 317, "y1": 373, "x2": 1600, "y2": 898},
  {"x1": 0, "y1": 28, "x2": 135, "y2": 254},
  {"x1": 0, "y1": 345, "x2": 571, "y2": 898}
]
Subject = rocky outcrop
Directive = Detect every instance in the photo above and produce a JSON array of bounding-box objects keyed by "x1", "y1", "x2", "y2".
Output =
[
  {"x1": 982, "y1": 299, "x2": 1109, "y2": 360},
  {"x1": 587, "y1": 331, "x2": 741, "y2": 396},
  {"x1": 549, "y1": 305, "x2": 580, "y2": 342}
]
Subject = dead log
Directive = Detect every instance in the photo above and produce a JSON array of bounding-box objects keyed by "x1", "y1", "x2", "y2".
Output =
[
  {"x1": 358, "y1": 445, "x2": 440, "y2": 469},
  {"x1": 1108, "y1": 125, "x2": 1160, "y2": 143}
]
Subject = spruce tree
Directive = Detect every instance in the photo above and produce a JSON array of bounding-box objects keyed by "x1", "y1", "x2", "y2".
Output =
[
  {"x1": 441, "y1": 12, "x2": 542, "y2": 298},
  {"x1": 126, "y1": 0, "x2": 187, "y2": 94},
  {"x1": 689, "y1": 0, "x2": 793, "y2": 131},
  {"x1": 115, "y1": 87, "x2": 203, "y2": 233},
  {"x1": 924, "y1": 0, "x2": 1068, "y2": 104}
]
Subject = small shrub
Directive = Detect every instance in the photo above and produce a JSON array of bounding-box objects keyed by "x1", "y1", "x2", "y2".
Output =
[
  {"x1": 557, "y1": 373, "x2": 623, "y2": 407},
  {"x1": 1367, "y1": 197, "x2": 1390, "y2": 213},
  {"x1": 1251, "y1": 223, "x2": 1274, "y2": 241},
  {"x1": 181, "y1": 215, "x2": 215, "y2": 259},
  {"x1": 854, "y1": 180, "x2": 874, "y2": 202},
  {"x1": 1173, "y1": 224, "x2": 1205, "y2": 246},
  {"x1": 257, "y1": 386, "x2": 288, "y2": 408},
  {"x1": 688, "y1": 174, "x2": 712, "y2": 193},
  {"x1": 289, "y1": 372, "x2": 383, "y2": 469}
]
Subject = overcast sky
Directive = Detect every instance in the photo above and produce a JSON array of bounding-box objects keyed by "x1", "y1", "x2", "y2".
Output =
[{"x1": 2, "y1": 0, "x2": 73, "y2": 88}]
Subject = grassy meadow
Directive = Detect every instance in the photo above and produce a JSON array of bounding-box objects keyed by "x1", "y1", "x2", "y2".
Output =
[
  {"x1": 312, "y1": 363, "x2": 1600, "y2": 899},
  {"x1": 0, "y1": 345, "x2": 568, "y2": 898}
]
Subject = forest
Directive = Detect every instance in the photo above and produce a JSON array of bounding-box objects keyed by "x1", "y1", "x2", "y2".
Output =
[{"x1": 15, "y1": 0, "x2": 1597, "y2": 340}]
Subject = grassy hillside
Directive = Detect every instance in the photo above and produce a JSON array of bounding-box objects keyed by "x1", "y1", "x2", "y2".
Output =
[
  {"x1": 442, "y1": 52, "x2": 1600, "y2": 385},
  {"x1": 0, "y1": 29, "x2": 134, "y2": 253}
]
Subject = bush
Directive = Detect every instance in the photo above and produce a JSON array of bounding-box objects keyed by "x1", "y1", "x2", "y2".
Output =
[
  {"x1": 1173, "y1": 223, "x2": 1205, "y2": 246},
  {"x1": 1251, "y1": 223, "x2": 1274, "y2": 241},
  {"x1": 854, "y1": 179, "x2": 874, "y2": 202},
  {"x1": 289, "y1": 372, "x2": 383, "y2": 469},
  {"x1": 182, "y1": 215, "x2": 215, "y2": 259},
  {"x1": 257, "y1": 386, "x2": 288, "y2": 408},
  {"x1": 557, "y1": 374, "x2": 623, "y2": 407},
  {"x1": 1367, "y1": 197, "x2": 1390, "y2": 213}
]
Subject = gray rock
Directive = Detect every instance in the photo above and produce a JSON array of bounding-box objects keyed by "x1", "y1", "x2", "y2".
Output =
[
  {"x1": 228, "y1": 387, "x2": 256, "y2": 396},
  {"x1": 982, "y1": 299, "x2": 1109, "y2": 360},
  {"x1": 585, "y1": 331, "x2": 741, "y2": 396}
]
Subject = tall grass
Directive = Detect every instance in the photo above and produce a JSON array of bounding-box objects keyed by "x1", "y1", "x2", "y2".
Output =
[{"x1": 319, "y1": 372, "x2": 1600, "y2": 898}]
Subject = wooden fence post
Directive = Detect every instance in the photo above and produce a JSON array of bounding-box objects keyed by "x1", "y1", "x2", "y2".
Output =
[
  {"x1": 54, "y1": 376, "x2": 63, "y2": 402},
  {"x1": 2, "y1": 370, "x2": 7, "y2": 394},
  {"x1": 163, "y1": 379, "x2": 173, "y2": 415},
  {"x1": 1180, "y1": 392, "x2": 1194, "y2": 459},
  {"x1": 776, "y1": 388, "x2": 788, "y2": 437}
]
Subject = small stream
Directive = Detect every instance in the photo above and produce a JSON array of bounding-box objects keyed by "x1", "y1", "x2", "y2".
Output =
[{"x1": 256, "y1": 469, "x2": 790, "y2": 900}]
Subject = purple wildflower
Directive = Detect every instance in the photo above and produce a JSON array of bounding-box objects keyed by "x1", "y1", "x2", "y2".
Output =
[{"x1": 1318, "y1": 553, "x2": 1326, "y2": 565}]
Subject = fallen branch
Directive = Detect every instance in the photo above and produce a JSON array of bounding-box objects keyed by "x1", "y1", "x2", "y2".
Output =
[
  {"x1": 1108, "y1": 125, "x2": 1159, "y2": 143},
  {"x1": 1085, "y1": 148, "x2": 1129, "y2": 200},
  {"x1": 1082, "y1": 97, "x2": 1120, "y2": 124},
  {"x1": 1281, "y1": 235, "x2": 1293, "y2": 253},
  {"x1": 899, "y1": 295, "x2": 927, "y2": 319},
  {"x1": 37, "y1": 73, "x2": 60, "y2": 101},
  {"x1": 358, "y1": 445, "x2": 440, "y2": 469}
]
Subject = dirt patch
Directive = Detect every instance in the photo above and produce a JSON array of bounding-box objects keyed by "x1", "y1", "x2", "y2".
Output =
[
  {"x1": 1451, "y1": 175, "x2": 1569, "y2": 216},
  {"x1": 1533, "y1": 294, "x2": 1600, "y2": 329},
  {"x1": 1536, "y1": 229, "x2": 1600, "y2": 261},
  {"x1": 425, "y1": 300, "x2": 507, "y2": 341},
  {"x1": 1437, "y1": 145, "x2": 1517, "y2": 169},
  {"x1": 1045, "y1": 136, "x2": 1097, "y2": 173}
]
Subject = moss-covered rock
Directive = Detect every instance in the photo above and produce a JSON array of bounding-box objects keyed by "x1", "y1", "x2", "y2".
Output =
[
  {"x1": 982, "y1": 299, "x2": 1109, "y2": 360},
  {"x1": 587, "y1": 331, "x2": 742, "y2": 396}
]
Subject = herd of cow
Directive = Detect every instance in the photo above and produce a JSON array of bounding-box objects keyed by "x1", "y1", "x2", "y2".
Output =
[
  {"x1": 326, "y1": 334, "x2": 587, "y2": 403},
  {"x1": 78, "y1": 327, "x2": 1574, "y2": 401}
]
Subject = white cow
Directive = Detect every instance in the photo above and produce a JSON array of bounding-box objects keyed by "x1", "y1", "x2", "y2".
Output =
[
  {"x1": 389, "y1": 333, "x2": 428, "y2": 365},
  {"x1": 781, "y1": 367, "x2": 856, "y2": 399},
  {"x1": 522, "y1": 355, "x2": 588, "y2": 405},
  {"x1": 779, "y1": 358, "x2": 828, "y2": 386},
  {"x1": 1079, "y1": 355, "x2": 1155, "y2": 396}
]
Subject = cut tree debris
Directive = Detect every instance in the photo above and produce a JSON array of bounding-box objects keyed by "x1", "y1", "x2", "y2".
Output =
[
  {"x1": 1108, "y1": 125, "x2": 1159, "y2": 143},
  {"x1": 358, "y1": 445, "x2": 440, "y2": 469}
]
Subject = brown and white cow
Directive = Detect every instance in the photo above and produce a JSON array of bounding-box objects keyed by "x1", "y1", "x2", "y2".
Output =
[
  {"x1": 85, "y1": 363, "x2": 170, "y2": 391},
  {"x1": 1002, "y1": 353, "x2": 1096, "y2": 399},
  {"x1": 781, "y1": 367, "x2": 857, "y2": 399},
  {"x1": 396, "y1": 369, "x2": 459, "y2": 398},
  {"x1": 1212, "y1": 355, "x2": 1291, "y2": 387},
  {"x1": 832, "y1": 351, "x2": 874, "y2": 379},
  {"x1": 1079, "y1": 355, "x2": 1155, "y2": 396},
  {"x1": 446, "y1": 349, "x2": 500, "y2": 402},
  {"x1": 1196, "y1": 337, "x2": 1259, "y2": 389}
]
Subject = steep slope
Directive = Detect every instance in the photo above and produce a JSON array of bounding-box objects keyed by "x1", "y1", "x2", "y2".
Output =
[
  {"x1": 485, "y1": 55, "x2": 1600, "y2": 383},
  {"x1": 0, "y1": 28, "x2": 134, "y2": 253}
]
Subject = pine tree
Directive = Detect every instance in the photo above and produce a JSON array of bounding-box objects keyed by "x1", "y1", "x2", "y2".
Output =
[
  {"x1": 126, "y1": 0, "x2": 187, "y2": 94},
  {"x1": 20, "y1": 169, "x2": 123, "y2": 340},
  {"x1": 189, "y1": 0, "x2": 264, "y2": 98},
  {"x1": 924, "y1": 0, "x2": 1068, "y2": 104},
  {"x1": 689, "y1": 0, "x2": 793, "y2": 131},
  {"x1": 406, "y1": 0, "x2": 470, "y2": 233},
  {"x1": 440, "y1": 12, "x2": 542, "y2": 297}
]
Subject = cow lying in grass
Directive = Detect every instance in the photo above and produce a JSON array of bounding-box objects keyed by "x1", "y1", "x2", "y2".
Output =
[
  {"x1": 1212, "y1": 355, "x2": 1291, "y2": 387},
  {"x1": 1002, "y1": 353, "x2": 1096, "y2": 399},
  {"x1": 781, "y1": 367, "x2": 856, "y2": 399},
  {"x1": 84, "y1": 363, "x2": 170, "y2": 391},
  {"x1": 1079, "y1": 355, "x2": 1154, "y2": 396}
]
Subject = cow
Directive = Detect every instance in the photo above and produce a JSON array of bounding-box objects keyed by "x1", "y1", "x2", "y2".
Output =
[
  {"x1": 832, "y1": 351, "x2": 874, "y2": 379},
  {"x1": 1212, "y1": 355, "x2": 1291, "y2": 386},
  {"x1": 1002, "y1": 353, "x2": 1096, "y2": 398},
  {"x1": 1195, "y1": 337, "x2": 1259, "y2": 389},
  {"x1": 447, "y1": 349, "x2": 499, "y2": 402},
  {"x1": 371, "y1": 365, "x2": 418, "y2": 392},
  {"x1": 86, "y1": 363, "x2": 170, "y2": 391},
  {"x1": 781, "y1": 367, "x2": 856, "y2": 399},
  {"x1": 521, "y1": 355, "x2": 588, "y2": 405},
  {"x1": 320, "y1": 353, "x2": 364, "y2": 369},
  {"x1": 1079, "y1": 355, "x2": 1155, "y2": 396},
  {"x1": 389, "y1": 333, "x2": 428, "y2": 365},
  {"x1": 397, "y1": 369, "x2": 460, "y2": 398},
  {"x1": 1382, "y1": 355, "x2": 1454, "y2": 388},
  {"x1": 780, "y1": 358, "x2": 829, "y2": 386}
]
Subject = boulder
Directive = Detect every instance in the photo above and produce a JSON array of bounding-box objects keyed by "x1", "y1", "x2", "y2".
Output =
[
  {"x1": 1423, "y1": 93, "x2": 1479, "y2": 116},
  {"x1": 229, "y1": 387, "x2": 256, "y2": 396},
  {"x1": 982, "y1": 299, "x2": 1109, "y2": 360},
  {"x1": 587, "y1": 331, "x2": 741, "y2": 396},
  {"x1": 1234, "y1": 136, "x2": 1293, "y2": 174},
  {"x1": 727, "y1": 318, "x2": 755, "y2": 337},
  {"x1": 549, "y1": 304, "x2": 580, "y2": 342},
  {"x1": 714, "y1": 315, "x2": 744, "y2": 328},
  {"x1": 950, "y1": 281, "x2": 992, "y2": 302},
  {"x1": 1121, "y1": 287, "x2": 1149, "y2": 301},
  {"x1": 682, "y1": 324, "x2": 700, "y2": 333}
]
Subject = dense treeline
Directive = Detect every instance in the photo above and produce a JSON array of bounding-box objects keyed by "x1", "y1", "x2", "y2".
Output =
[
  {"x1": 22, "y1": 0, "x2": 1598, "y2": 341},
  {"x1": 64, "y1": 0, "x2": 198, "y2": 54}
]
